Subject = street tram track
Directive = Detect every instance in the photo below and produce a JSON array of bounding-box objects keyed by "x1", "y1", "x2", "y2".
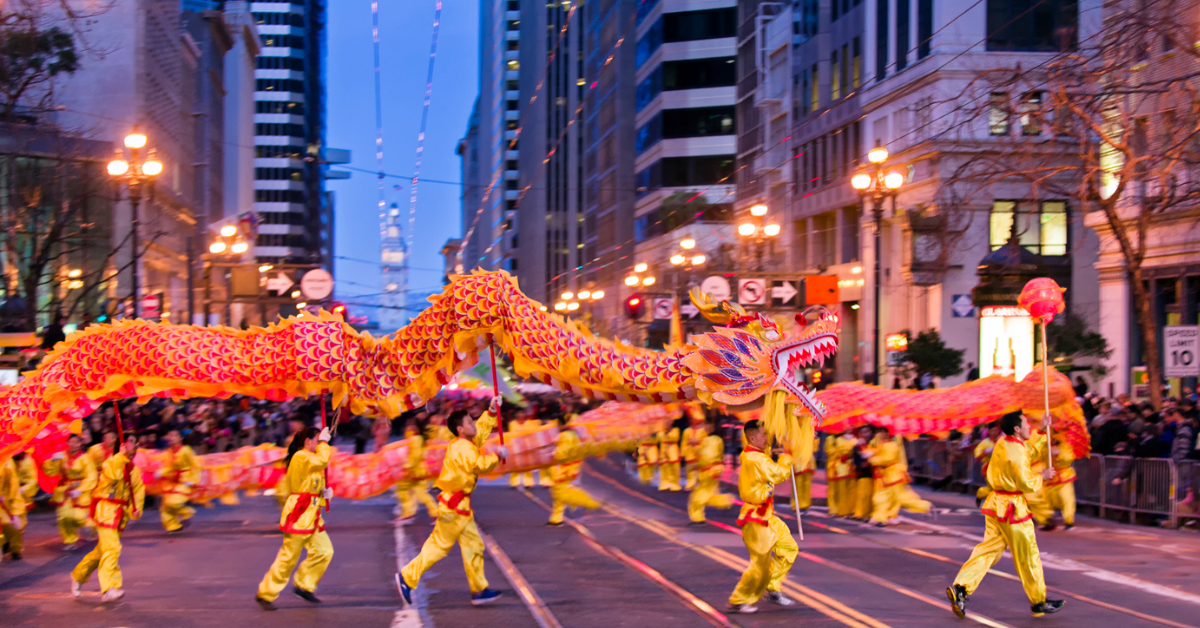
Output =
[
  {"x1": 516, "y1": 487, "x2": 740, "y2": 628},
  {"x1": 586, "y1": 457, "x2": 1200, "y2": 628}
]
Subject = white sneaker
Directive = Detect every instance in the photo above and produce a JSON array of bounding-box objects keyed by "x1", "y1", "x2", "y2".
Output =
[
  {"x1": 101, "y1": 588, "x2": 124, "y2": 602},
  {"x1": 727, "y1": 603, "x2": 758, "y2": 614},
  {"x1": 767, "y1": 591, "x2": 796, "y2": 606},
  {"x1": 70, "y1": 578, "x2": 82, "y2": 599}
]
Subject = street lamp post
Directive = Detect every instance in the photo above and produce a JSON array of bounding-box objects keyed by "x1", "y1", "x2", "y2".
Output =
[
  {"x1": 737, "y1": 204, "x2": 781, "y2": 271},
  {"x1": 670, "y1": 238, "x2": 706, "y2": 339},
  {"x1": 107, "y1": 130, "x2": 162, "y2": 318},
  {"x1": 851, "y1": 145, "x2": 904, "y2": 385}
]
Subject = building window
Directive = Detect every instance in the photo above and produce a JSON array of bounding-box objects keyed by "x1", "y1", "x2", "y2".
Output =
[
  {"x1": 810, "y1": 63, "x2": 818, "y2": 112},
  {"x1": 800, "y1": 69, "x2": 810, "y2": 115},
  {"x1": 986, "y1": 0, "x2": 1078, "y2": 52},
  {"x1": 852, "y1": 38, "x2": 861, "y2": 88},
  {"x1": 662, "y1": 7, "x2": 736, "y2": 41},
  {"x1": 841, "y1": 205, "x2": 861, "y2": 263},
  {"x1": 896, "y1": 0, "x2": 909, "y2": 72},
  {"x1": 876, "y1": 0, "x2": 888, "y2": 81},
  {"x1": 831, "y1": 50, "x2": 841, "y2": 100},
  {"x1": 813, "y1": 212, "x2": 836, "y2": 267},
  {"x1": 1019, "y1": 91, "x2": 1043, "y2": 136},
  {"x1": 917, "y1": 0, "x2": 933, "y2": 59},
  {"x1": 636, "y1": 17, "x2": 663, "y2": 68},
  {"x1": 661, "y1": 56, "x2": 737, "y2": 90},
  {"x1": 989, "y1": 200, "x2": 1068, "y2": 256},
  {"x1": 988, "y1": 92, "x2": 1009, "y2": 135}
]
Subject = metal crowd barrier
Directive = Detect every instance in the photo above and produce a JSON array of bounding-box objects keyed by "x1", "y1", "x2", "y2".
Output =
[{"x1": 902, "y1": 437, "x2": 1197, "y2": 528}]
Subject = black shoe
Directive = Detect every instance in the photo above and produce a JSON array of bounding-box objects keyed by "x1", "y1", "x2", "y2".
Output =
[
  {"x1": 1063, "y1": 524, "x2": 1074, "y2": 531},
  {"x1": 396, "y1": 573, "x2": 413, "y2": 605},
  {"x1": 688, "y1": 520, "x2": 708, "y2": 527},
  {"x1": 1040, "y1": 523, "x2": 1057, "y2": 532},
  {"x1": 256, "y1": 596, "x2": 277, "y2": 611},
  {"x1": 546, "y1": 521, "x2": 564, "y2": 527},
  {"x1": 946, "y1": 584, "x2": 968, "y2": 619},
  {"x1": 293, "y1": 586, "x2": 321, "y2": 603},
  {"x1": 1031, "y1": 599, "x2": 1065, "y2": 616},
  {"x1": 8, "y1": 551, "x2": 21, "y2": 560}
]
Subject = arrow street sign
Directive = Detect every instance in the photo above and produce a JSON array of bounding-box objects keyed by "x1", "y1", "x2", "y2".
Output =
[
  {"x1": 680, "y1": 300, "x2": 699, "y2": 318},
  {"x1": 267, "y1": 272, "x2": 294, "y2": 294},
  {"x1": 771, "y1": 280, "x2": 798, "y2": 307}
]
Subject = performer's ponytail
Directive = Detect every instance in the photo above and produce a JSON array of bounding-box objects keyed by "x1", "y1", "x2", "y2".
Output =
[{"x1": 285, "y1": 427, "x2": 321, "y2": 468}]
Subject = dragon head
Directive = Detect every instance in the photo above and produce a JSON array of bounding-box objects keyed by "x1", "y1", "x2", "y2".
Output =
[{"x1": 682, "y1": 289, "x2": 839, "y2": 418}]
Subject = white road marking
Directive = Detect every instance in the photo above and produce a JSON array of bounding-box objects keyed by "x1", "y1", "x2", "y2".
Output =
[{"x1": 392, "y1": 520, "x2": 427, "y2": 628}]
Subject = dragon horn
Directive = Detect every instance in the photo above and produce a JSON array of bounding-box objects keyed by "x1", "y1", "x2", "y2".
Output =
[{"x1": 688, "y1": 287, "x2": 747, "y2": 324}]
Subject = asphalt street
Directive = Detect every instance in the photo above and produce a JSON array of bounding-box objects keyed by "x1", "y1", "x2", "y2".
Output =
[{"x1": 3, "y1": 455, "x2": 1200, "y2": 628}]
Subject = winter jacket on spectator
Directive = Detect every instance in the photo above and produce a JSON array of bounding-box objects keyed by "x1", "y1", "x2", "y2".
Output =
[{"x1": 1173, "y1": 423, "x2": 1196, "y2": 464}]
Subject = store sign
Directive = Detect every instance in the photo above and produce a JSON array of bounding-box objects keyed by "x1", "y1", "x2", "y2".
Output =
[
  {"x1": 979, "y1": 305, "x2": 1030, "y2": 318},
  {"x1": 1165, "y1": 326, "x2": 1200, "y2": 378},
  {"x1": 885, "y1": 333, "x2": 908, "y2": 352},
  {"x1": 1132, "y1": 366, "x2": 1150, "y2": 400}
]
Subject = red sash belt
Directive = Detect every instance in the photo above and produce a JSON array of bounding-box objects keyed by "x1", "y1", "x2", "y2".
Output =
[
  {"x1": 438, "y1": 490, "x2": 473, "y2": 516},
  {"x1": 736, "y1": 496, "x2": 773, "y2": 527},
  {"x1": 282, "y1": 492, "x2": 324, "y2": 533},
  {"x1": 981, "y1": 490, "x2": 1032, "y2": 524},
  {"x1": 90, "y1": 496, "x2": 134, "y2": 530}
]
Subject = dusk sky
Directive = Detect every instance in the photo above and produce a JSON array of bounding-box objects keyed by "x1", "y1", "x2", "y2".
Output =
[{"x1": 326, "y1": 0, "x2": 480, "y2": 327}]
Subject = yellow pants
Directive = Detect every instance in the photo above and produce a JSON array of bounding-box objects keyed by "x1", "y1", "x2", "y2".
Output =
[
  {"x1": 852, "y1": 478, "x2": 874, "y2": 519},
  {"x1": 729, "y1": 516, "x2": 797, "y2": 606},
  {"x1": 161, "y1": 493, "x2": 195, "y2": 532},
  {"x1": 688, "y1": 478, "x2": 733, "y2": 522},
  {"x1": 870, "y1": 483, "x2": 931, "y2": 523},
  {"x1": 395, "y1": 480, "x2": 438, "y2": 519},
  {"x1": 953, "y1": 515, "x2": 1046, "y2": 605},
  {"x1": 685, "y1": 464, "x2": 698, "y2": 490},
  {"x1": 1029, "y1": 482, "x2": 1075, "y2": 526},
  {"x1": 659, "y1": 461, "x2": 681, "y2": 491},
  {"x1": 827, "y1": 478, "x2": 855, "y2": 516},
  {"x1": 638, "y1": 464, "x2": 656, "y2": 485},
  {"x1": 549, "y1": 482, "x2": 601, "y2": 524},
  {"x1": 257, "y1": 531, "x2": 334, "y2": 601},
  {"x1": 792, "y1": 473, "x2": 813, "y2": 511},
  {"x1": 509, "y1": 471, "x2": 534, "y2": 487},
  {"x1": 56, "y1": 503, "x2": 88, "y2": 544},
  {"x1": 1, "y1": 515, "x2": 24, "y2": 555},
  {"x1": 401, "y1": 511, "x2": 489, "y2": 594},
  {"x1": 71, "y1": 527, "x2": 124, "y2": 593},
  {"x1": 219, "y1": 491, "x2": 241, "y2": 505}
]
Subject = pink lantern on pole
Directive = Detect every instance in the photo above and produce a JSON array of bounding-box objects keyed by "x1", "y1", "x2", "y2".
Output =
[{"x1": 1018, "y1": 278, "x2": 1066, "y2": 324}]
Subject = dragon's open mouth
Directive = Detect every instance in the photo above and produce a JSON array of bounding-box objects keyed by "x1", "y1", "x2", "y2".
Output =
[{"x1": 772, "y1": 331, "x2": 839, "y2": 418}]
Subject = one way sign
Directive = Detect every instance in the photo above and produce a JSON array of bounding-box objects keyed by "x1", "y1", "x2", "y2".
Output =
[
  {"x1": 267, "y1": 272, "x2": 294, "y2": 295},
  {"x1": 771, "y1": 280, "x2": 799, "y2": 308}
]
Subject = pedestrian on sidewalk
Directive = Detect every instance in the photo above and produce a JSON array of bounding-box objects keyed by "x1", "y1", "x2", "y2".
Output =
[
  {"x1": 947, "y1": 411, "x2": 1064, "y2": 619},
  {"x1": 256, "y1": 426, "x2": 334, "y2": 610},
  {"x1": 398, "y1": 396, "x2": 506, "y2": 607},
  {"x1": 726, "y1": 419, "x2": 798, "y2": 614},
  {"x1": 70, "y1": 433, "x2": 145, "y2": 603}
]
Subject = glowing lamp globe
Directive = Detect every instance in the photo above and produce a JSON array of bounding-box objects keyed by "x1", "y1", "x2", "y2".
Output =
[{"x1": 1018, "y1": 277, "x2": 1066, "y2": 323}]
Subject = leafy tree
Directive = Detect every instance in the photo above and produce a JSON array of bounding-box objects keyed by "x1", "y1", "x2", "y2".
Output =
[
  {"x1": 0, "y1": 19, "x2": 78, "y2": 122},
  {"x1": 902, "y1": 329, "x2": 965, "y2": 383},
  {"x1": 1047, "y1": 314, "x2": 1112, "y2": 379}
]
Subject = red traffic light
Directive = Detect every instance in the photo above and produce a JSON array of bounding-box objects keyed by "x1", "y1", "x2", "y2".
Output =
[
  {"x1": 625, "y1": 295, "x2": 643, "y2": 320},
  {"x1": 331, "y1": 302, "x2": 347, "y2": 317}
]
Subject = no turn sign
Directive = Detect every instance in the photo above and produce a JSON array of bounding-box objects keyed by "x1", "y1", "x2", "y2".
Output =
[
  {"x1": 652, "y1": 298, "x2": 674, "y2": 320},
  {"x1": 738, "y1": 279, "x2": 766, "y2": 305}
]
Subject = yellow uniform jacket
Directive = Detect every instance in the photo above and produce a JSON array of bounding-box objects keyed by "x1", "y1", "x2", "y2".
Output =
[
  {"x1": 90, "y1": 453, "x2": 146, "y2": 532},
  {"x1": 682, "y1": 426, "x2": 706, "y2": 464},
  {"x1": 405, "y1": 434, "x2": 431, "y2": 481},
  {"x1": 44, "y1": 452, "x2": 97, "y2": 509},
  {"x1": 695, "y1": 435, "x2": 725, "y2": 481},
  {"x1": 825, "y1": 435, "x2": 855, "y2": 481},
  {"x1": 660, "y1": 428, "x2": 681, "y2": 464},
  {"x1": 162, "y1": 445, "x2": 200, "y2": 496},
  {"x1": 735, "y1": 446, "x2": 793, "y2": 526},
  {"x1": 87, "y1": 444, "x2": 114, "y2": 469},
  {"x1": 278, "y1": 443, "x2": 332, "y2": 534},
  {"x1": 434, "y1": 412, "x2": 499, "y2": 517},
  {"x1": 550, "y1": 429, "x2": 585, "y2": 484},
  {"x1": 981, "y1": 435, "x2": 1045, "y2": 523},
  {"x1": 0, "y1": 457, "x2": 24, "y2": 521}
]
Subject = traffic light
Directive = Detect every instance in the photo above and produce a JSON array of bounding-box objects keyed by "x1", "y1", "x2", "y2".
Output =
[
  {"x1": 625, "y1": 294, "x2": 643, "y2": 320},
  {"x1": 331, "y1": 302, "x2": 347, "y2": 318}
]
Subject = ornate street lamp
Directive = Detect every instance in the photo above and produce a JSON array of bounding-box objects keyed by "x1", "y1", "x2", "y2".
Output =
[
  {"x1": 737, "y1": 204, "x2": 780, "y2": 271},
  {"x1": 850, "y1": 144, "x2": 905, "y2": 384},
  {"x1": 107, "y1": 129, "x2": 163, "y2": 318}
]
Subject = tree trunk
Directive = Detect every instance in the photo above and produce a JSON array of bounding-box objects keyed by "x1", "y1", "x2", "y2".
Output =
[
  {"x1": 22, "y1": 273, "x2": 39, "y2": 332},
  {"x1": 1128, "y1": 265, "x2": 1163, "y2": 409}
]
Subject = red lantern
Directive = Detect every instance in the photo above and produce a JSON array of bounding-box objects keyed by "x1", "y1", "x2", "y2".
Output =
[{"x1": 1018, "y1": 278, "x2": 1066, "y2": 324}]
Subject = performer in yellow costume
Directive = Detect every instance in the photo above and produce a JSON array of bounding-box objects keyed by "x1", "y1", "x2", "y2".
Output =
[
  {"x1": 547, "y1": 416, "x2": 601, "y2": 525},
  {"x1": 159, "y1": 429, "x2": 199, "y2": 533},
  {"x1": 681, "y1": 413, "x2": 706, "y2": 490},
  {"x1": 44, "y1": 434, "x2": 97, "y2": 549},
  {"x1": 851, "y1": 426, "x2": 875, "y2": 519},
  {"x1": 87, "y1": 431, "x2": 117, "y2": 468},
  {"x1": 1, "y1": 455, "x2": 27, "y2": 559},
  {"x1": 823, "y1": 431, "x2": 855, "y2": 516},
  {"x1": 948, "y1": 411, "x2": 1065, "y2": 618},
  {"x1": 1026, "y1": 431, "x2": 1077, "y2": 531},
  {"x1": 791, "y1": 435, "x2": 818, "y2": 512},
  {"x1": 658, "y1": 423, "x2": 683, "y2": 491},
  {"x1": 507, "y1": 410, "x2": 539, "y2": 488},
  {"x1": 687, "y1": 420, "x2": 732, "y2": 525},
  {"x1": 973, "y1": 422, "x2": 1001, "y2": 507},
  {"x1": 256, "y1": 426, "x2": 334, "y2": 610},
  {"x1": 70, "y1": 433, "x2": 145, "y2": 603},
  {"x1": 866, "y1": 426, "x2": 930, "y2": 525},
  {"x1": 16, "y1": 451, "x2": 38, "y2": 507},
  {"x1": 727, "y1": 420, "x2": 798, "y2": 614},
  {"x1": 399, "y1": 397, "x2": 505, "y2": 606},
  {"x1": 395, "y1": 422, "x2": 438, "y2": 524},
  {"x1": 636, "y1": 432, "x2": 659, "y2": 485}
]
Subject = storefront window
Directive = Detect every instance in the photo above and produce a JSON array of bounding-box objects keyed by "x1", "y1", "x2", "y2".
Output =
[{"x1": 989, "y1": 200, "x2": 1068, "y2": 256}]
